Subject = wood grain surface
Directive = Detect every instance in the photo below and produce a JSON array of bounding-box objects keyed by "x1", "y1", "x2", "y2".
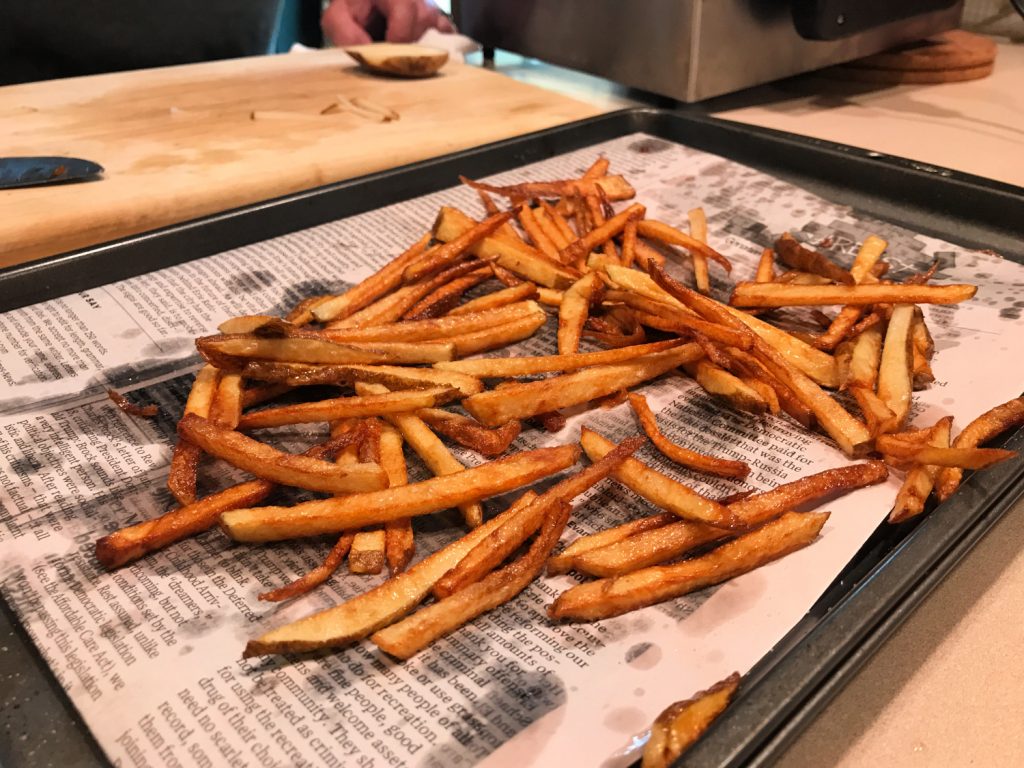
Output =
[{"x1": 0, "y1": 50, "x2": 599, "y2": 268}]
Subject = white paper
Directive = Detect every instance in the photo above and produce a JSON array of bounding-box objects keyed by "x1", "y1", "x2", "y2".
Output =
[{"x1": 2, "y1": 133, "x2": 1023, "y2": 768}]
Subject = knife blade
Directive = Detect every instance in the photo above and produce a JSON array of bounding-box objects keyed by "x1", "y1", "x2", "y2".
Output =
[{"x1": 0, "y1": 156, "x2": 104, "y2": 189}]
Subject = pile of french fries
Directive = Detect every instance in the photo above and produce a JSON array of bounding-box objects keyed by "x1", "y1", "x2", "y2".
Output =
[{"x1": 94, "y1": 155, "x2": 1022, "y2": 760}]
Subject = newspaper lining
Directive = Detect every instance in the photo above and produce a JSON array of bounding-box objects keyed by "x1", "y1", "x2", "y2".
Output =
[{"x1": 2, "y1": 133, "x2": 1023, "y2": 767}]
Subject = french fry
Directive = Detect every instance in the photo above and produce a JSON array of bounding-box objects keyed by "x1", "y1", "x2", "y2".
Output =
[
  {"x1": 433, "y1": 436, "x2": 644, "y2": 599},
  {"x1": 755, "y1": 248, "x2": 775, "y2": 283},
  {"x1": 636, "y1": 219, "x2": 732, "y2": 273},
  {"x1": 260, "y1": 533, "x2": 356, "y2": 601},
  {"x1": 240, "y1": 382, "x2": 294, "y2": 409},
  {"x1": 416, "y1": 408, "x2": 521, "y2": 457},
  {"x1": 881, "y1": 444, "x2": 1015, "y2": 470},
  {"x1": 559, "y1": 203, "x2": 645, "y2": 266},
  {"x1": 443, "y1": 311, "x2": 548, "y2": 357},
  {"x1": 349, "y1": 529, "x2": 387, "y2": 575},
  {"x1": 168, "y1": 364, "x2": 221, "y2": 505},
  {"x1": 198, "y1": 334, "x2": 455, "y2": 366},
  {"x1": 642, "y1": 674, "x2": 741, "y2": 768},
  {"x1": 238, "y1": 360, "x2": 483, "y2": 397},
  {"x1": 357, "y1": 382, "x2": 485, "y2": 528},
  {"x1": 403, "y1": 210, "x2": 515, "y2": 284},
  {"x1": 549, "y1": 511, "x2": 829, "y2": 620},
  {"x1": 178, "y1": 414, "x2": 387, "y2": 494},
  {"x1": 844, "y1": 325, "x2": 884, "y2": 391},
  {"x1": 687, "y1": 207, "x2": 711, "y2": 293},
  {"x1": 730, "y1": 281, "x2": 977, "y2": 307},
  {"x1": 546, "y1": 512, "x2": 677, "y2": 575},
  {"x1": 582, "y1": 156, "x2": 610, "y2": 179},
  {"x1": 312, "y1": 232, "x2": 431, "y2": 323},
  {"x1": 243, "y1": 491, "x2": 540, "y2": 656},
  {"x1": 518, "y1": 205, "x2": 560, "y2": 259},
  {"x1": 751, "y1": 338, "x2": 872, "y2": 457},
  {"x1": 237, "y1": 386, "x2": 459, "y2": 429},
  {"x1": 317, "y1": 301, "x2": 541, "y2": 344},
  {"x1": 433, "y1": 207, "x2": 578, "y2": 289},
  {"x1": 220, "y1": 443, "x2": 579, "y2": 543},
  {"x1": 936, "y1": 397, "x2": 1024, "y2": 501},
  {"x1": 850, "y1": 386, "x2": 896, "y2": 437},
  {"x1": 459, "y1": 174, "x2": 636, "y2": 203},
  {"x1": 372, "y1": 498, "x2": 575, "y2": 659},
  {"x1": 580, "y1": 429, "x2": 738, "y2": 529},
  {"x1": 532, "y1": 206, "x2": 570, "y2": 251},
  {"x1": 876, "y1": 304, "x2": 915, "y2": 432},
  {"x1": 890, "y1": 417, "x2": 952, "y2": 522},
  {"x1": 538, "y1": 199, "x2": 577, "y2": 246},
  {"x1": 628, "y1": 393, "x2": 751, "y2": 479},
  {"x1": 106, "y1": 389, "x2": 159, "y2": 418},
  {"x1": 462, "y1": 343, "x2": 703, "y2": 427},
  {"x1": 682, "y1": 360, "x2": 770, "y2": 415},
  {"x1": 774, "y1": 233, "x2": 854, "y2": 285},
  {"x1": 558, "y1": 272, "x2": 602, "y2": 355},
  {"x1": 448, "y1": 282, "x2": 538, "y2": 315},
  {"x1": 403, "y1": 270, "x2": 492, "y2": 320},
  {"x1": 813, "y1": 235, "x2": 887, "y2": 350},
  {"x1": 380, "y1": 423, "x2": 415, "y2": 574}
]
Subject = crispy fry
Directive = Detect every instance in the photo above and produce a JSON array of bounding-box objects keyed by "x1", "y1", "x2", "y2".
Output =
[
  {"x1": 349, "y1": 529, "x2": 387, "y2": 574},
  {"x1": 312, "y1": 232, "x2": 431, "y2": 323},
  {"x1": 416, "y1": 408, "x2": 521, "y2": 457},
  {"x1": 583, "y1": 156, "x2": 610, "y2": 179},
  {"x1": 238, "y1": 361, "x2": 482, "y2": 397},
  {"x1": 844, "y1": 325, "x2": 884, "y2": 391},
  {"x1": 448, "y1": 282, "x2": 538, "y2": 315},
  {"x1": 168, "y1": 365, "x2": 220, "y2": 505},
  {"x1": 518, "y1": 205, "x2": 560, "y2": 259},
  {"x1": 890, "y1": 417, "x2": 951, "y2": 522},
  {"x1": 237, "y1": 386, "x2": 459, "y2": 429},
  {"x1": 580, "y1": 429, "x2": 738, "y2": 529},
  {"x1": 813, "y1": 236, "x2": 887, "y2": 350},
  {"x1": 433, "y1": 437, "x2": 644, "y2": 598},
  {"x1": 682, "y1": 360, "x2": 770, "y2": 414},
  {"x1": 628, "y1": 393, "x2": 751, "y2": 479},
  {"x1": 687, "y1": 207, "x2": 711, "y2": 293},
  {"x1": 260, "y1": 533, "x2": 356, "y2": 601},
  {"x1": 559, "y1": 203, "x2": 645, "y2": 266},
  {"x1": 774, "y1": 232, "x2": 854, "y2": 284},
  {"x1": 379, "y1": 423, "x2": 415, "y2": 574},
  {"x1": 244, "y1": 490, "x2": 540, "y2": 655},
  {"x1": 730, "y1": 281, "x2": 976, "y2": 307},
  {"x1": 850, "y1": 386, "x2": 896, "y2": 437},
  {"x1": 936, "y1": 397, "x2": 1024, "y2": 501},
  {"x1": 403, "y1": 210, "x2": 514, "y2": 284},
  {"x1": 443, "y1": 312, "x2": 548, "y2": 357},
  {"x1": 318, "y1": 302, "x2": 541, "y2": 344},
  {"x1": 462, "y1": 344, "x2": 703, "y2": 426},
  {"x1": 558, "y1": 272, "x2": 602, "y2": 355},
  {"x1": 532, "y1": 206, "x2": 570, "y2": 251},
  {"x1": 178, "y1": 414, "x2": 387, "y2": 494},
  {"x1": 106, "y1": 389, "x2": 159, "y2": 418},
  {"x1": 547, "y1": 512, "x2": 677, "y2": 575},
  {"x1": 358, "y1": 382, "x2": 485, "y2": 528},
  {"x1": 549, "y1": 511, "x2": 829, "y2": 620},
  {"x1": 642, "y1": 674, "x2": 741, "y2": 768},
  {"x1": 459, "y1": 174, "x2": 636, "y2": 203},
  {"x1": 755, "y1": 248, "x2": 775, "y2": 283},
  {"x1": 876, "y1": 304, "x2": 915, "y2": 432},
  {"x1": 372, "y1": 498, "x2": 574, "y2": 659},
  {"x1": 402, "y1": 270, "x2": 492, "y2": 320},
  {"x1": 637, "y1": 219, "x2": 732, "y2": 273},
  {"x1": 198, "y1": 334, "x2": 455, "y2": 366},
  {"x1": 221, "y1": 443, "x2": 579, "y2": 542}
]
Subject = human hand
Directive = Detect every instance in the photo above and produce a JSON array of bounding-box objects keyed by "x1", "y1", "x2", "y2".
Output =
[{"x1": 322, "y1": 0, "x2": 455, "y2": 46}]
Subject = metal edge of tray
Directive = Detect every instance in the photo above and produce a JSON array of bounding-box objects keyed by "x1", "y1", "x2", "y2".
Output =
[
  {"x1": 1, "y1": 107, "x2": 1021, "y2": 313},
  {"x1": 1, "y1": 108, "x2": 1022, "y2": 767}
]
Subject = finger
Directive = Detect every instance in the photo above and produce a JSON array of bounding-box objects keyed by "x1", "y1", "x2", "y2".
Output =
[
  {"x1": 322, "y1": 1, "x2": 373, "y2": 45},
  {"x1": 383, "y1": 0, "x2": 417, "y2": 42}
]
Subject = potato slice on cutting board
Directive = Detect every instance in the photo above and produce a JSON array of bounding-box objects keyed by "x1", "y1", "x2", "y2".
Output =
[{"x1": 344, "y1": 43, "x2": 449, "y2": 77}]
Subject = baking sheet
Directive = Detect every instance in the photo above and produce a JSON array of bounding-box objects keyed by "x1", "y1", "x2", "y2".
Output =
[{"x1": 1, "y1": 110, "x2": 1023, "y2": 767}]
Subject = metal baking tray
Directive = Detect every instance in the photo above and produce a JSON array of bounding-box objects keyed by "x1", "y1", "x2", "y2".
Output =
[{"x1": 2, "y1": 108, "x2": 1023, "y2": 767}]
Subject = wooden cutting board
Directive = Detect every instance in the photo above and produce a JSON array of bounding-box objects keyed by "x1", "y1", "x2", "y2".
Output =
[{"x1": 0, "y1": 50, "x2": 601, "y2": 269}]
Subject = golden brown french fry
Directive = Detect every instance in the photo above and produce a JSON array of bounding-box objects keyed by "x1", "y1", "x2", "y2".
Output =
[
  {"x1": 774, "y1": 233, "x2": 854, "y2": 285},
  {"x1": 558, "y1": 272, "x2": 602, "y2": 355},
  {"x1": 683, "y1": 360, "x2": 770, "y2": 415},
  {"x1": 448, "y1": 282, "x2": 538, "y2": 315},
  {"x1": 518, "y1": 205, "x2": 560, "y2": 259},
  {"x1": 580, "y1": 429, "x2": 738, "y2": 528},
  {"x1": 850, "y1": 386, "x2": 896, "y2": 437},
  {"x1": 751, "y1": 339, "x2": 872, "y2": 457},
  {"x1": 260, "y1": 533, "x2": 356, "y2": 602},
  {"x1": 221, "y1": 443, "x2": 579, "y2": 543},
  {"x1": 883, "y1": 444, "x2": 1015, "y2": 470},
  {"x1": 560, "y1": 203, "x2": 645, "y2": 266},
  {"x1": 845, "y1": 325, "x2": 884, "y2": 391},
  {"x1": 435, "y1": 339, "x2": 681, "y2": 378},
  {"x1": 319, "y1": 301, "x2": 540, "y2": 344},
  {"x1": 813, "y1": 236, "x2": 887, "y2": 350},
  {"x1": 237, "y1": 360, "x2": 481, "y2": 397},
  {"x1": 549, "y1": 511, "x2": 829, "y2": 620},
  {"x1": 237, "y1": 386, "x2": 459, "y2": 429},
  {"x1": 379, "y1": 423, "x2": 415, "y2": 574},
  {"x1": 349, "y1": 529, "x2": 387, "y2": 575},
  {"x1": 243, "y1": 490, "x2": 541, "y2": 656},
  {"x1": 629, "y1": 393, "x2": 751, "y2": 479},
  {"x1": 444, "y1": 311, "x2": 548, "y2": 358},
  {"x1": 533, "y1": 206, "x2": 570, "y2": 251},
  {"x1": 755, "y1": 248, "x2": 775, "y2": 283},
  {"x1": 168, "y1": 364, "x2": 221, "y2": 505},
  {"x1": 433, "y1": 436, "x2": 644, "y2": 599},
  {"x1": 637, "y1": 219, "x2": 732, "y2": 273},
  {"x1": 583, "y1": 156, "x2": 610, "y2": 179},
  {"x1": 434, "y1": 207, "x2": 578, "y2": 289},
  {"x1": 403, "y1": 270, "x2": 492, "y2": 320},
  {"x1": 876, "y1": 304, "x2": 915, "y2": 432},
  {"x1": 687, "y1": 207, "x2": 711, "y2": 293},
  {"x1": 546, "y1": 512, "x2": 677, "y2": 575},
  {"x1": 178, "y1": 414, "x2": 387, "y2": 494},
  {"x1": 459, "y1": 174, "x2": 636, "y2": 202},
  {"x1": 936, "y1": 397, "x2": 1024, "y2": 501},
  {"x1": 416, "y1": 408, "x2": 521, "y2": 457},
  {"x1": 730, "y1": 281, "x2": 977, "y2": 307},
  {"x1": 403, "y1": 210, "x2": 514, "y2": 284},
  {"x1": 198, "y1": 334, "x2": 455, "y2": 366},
  {"x1": 890, "y1": 417, "x2": 951, "y2": 523},
  {"x1": 642, "y1": 674, "x2": 741, "y2": 768},
  {"x1": 357, "y1": 382, "x2": 484, "y2": 528},
  {"x1": 462, "y1": 343, "x2": 703, "y2": 427},
  {"x1": 371, "y1": 498, "x2": 574, "y2": 659},
  {"x1": 311, "y1": 232, "x2": 432, "y2": 323}
]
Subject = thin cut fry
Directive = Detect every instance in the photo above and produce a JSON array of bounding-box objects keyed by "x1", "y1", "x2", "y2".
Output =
[
  {"x1": 547, "y1": 512, "x2": 677, "y2": 575},
  {"x1": 637, "y1": 219, "x2": 732, "y2": 273},
  {"x1": 876, "y1": 304, "x2": 915, "y2": 432},
  {"x1": 549, "y1": 511, "x2": 829, "y2": 620},
  {"x1": 629, "y1": 393, "x2": 750, "y2": 479},
  {"x1": 404, "y1": 210, "x2": 514, "y2": 283},
  {"x1": 687, "y1": 207, "x2": 711, "y2": 293},
  {"x1": 518, "y1": 205, "x2": 560, "y2": 259},
  {"x1": 107, "y1": 389, "x2": 159, "y2": 418},
  {"x1": 237, "y1": 386, "x2": 458, "y2": 429},
  {"x1": 936, "y1": 397, "x2": 1024, "y2": 501},
  {"x1": 890, "y1": 417, "x2": 951, "y2": 522},
  {"x1": 380, "y1": 423, "x2": 415, "y2": 574},
  {"x1": 774, "y1": 233, "x2": 854, "y2": 284},
  {"x1": 168, "y1": 365, "x2": 220, "y2": 505},
  {"x1": 559, "y1": 203, "x2": 645, "y2": 266},
  {"x1": 198, "y1": 334, "x2": 455, "y2": 366},
  {"x1": 558, "y1": 272, "x2": 601, "y2": 355},
  {"x1": 449, "y1": 282, "x2": 538, "y2": 315},
  {"x1": 642, "y1": 674, "x2": 741, "y2": 768},
  {"x1": 417, "y1": 408, "x2": 521, "y2": 457},
  {"x1": 459, "y1": 174, "x2": 636, "y2": 203},
  {"x1": 730, "y1": 281, "x2": 977, "y2": 307},
  {"x1": 755, "y1": 248, "x2": 775, "y2": 283}
]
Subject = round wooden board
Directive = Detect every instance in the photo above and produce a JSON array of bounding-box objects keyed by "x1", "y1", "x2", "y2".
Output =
[{"x1": 825, "y1": 30, "x2": 997, "y2": 85}]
